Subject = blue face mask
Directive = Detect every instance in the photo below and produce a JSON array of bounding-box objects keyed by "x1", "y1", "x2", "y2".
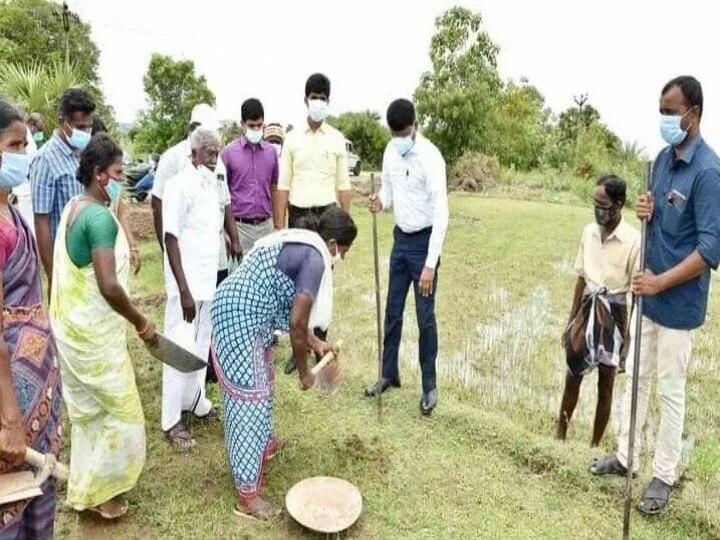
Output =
[
  {"x1": 391, "y1": 134, "x2": 415, "y2": 157},
  {"x1": 33, "y1": 131, "x2": 45, "y2": 143},
  {"x1": 66, "y1": 125, "x2": 91, "y2": 151},
  {"x1": 0, "y1": 151, "x2": 30, "y2": 190},
  {"x1": 660, "y1": 111, "x2": 690, "y2": 146},
  {"x1": 106, "y1": 179, "x2": 123, "y2": 204}
]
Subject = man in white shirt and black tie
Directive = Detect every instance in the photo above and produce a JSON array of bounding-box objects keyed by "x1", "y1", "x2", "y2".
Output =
[{"x1": 364, "y1": 99, "x2": 449, "y2": 415}]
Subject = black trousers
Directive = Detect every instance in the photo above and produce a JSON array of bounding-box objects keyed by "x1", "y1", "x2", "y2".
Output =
[
  {"x1": 206, "y1": 269, "x2": 230, "y2": 384},
  {"x1": 287, "y1": 204, "x2": 335, "y2": 350},
  {"x1": 288, "y1": 203, "x2": 337, "y2": 228}
]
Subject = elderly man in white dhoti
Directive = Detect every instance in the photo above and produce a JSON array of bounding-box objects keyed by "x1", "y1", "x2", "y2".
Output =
[{"x1": 161, "y1": 128, "x2": 232, "y2": 450}]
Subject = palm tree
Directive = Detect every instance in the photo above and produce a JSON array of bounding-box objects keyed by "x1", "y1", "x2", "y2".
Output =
[
  {"x1": 0, "y1": 60, "x2": 86, "y2": 134},
  {"x1": 618, "y1": 140, "x2": 646, "y2": 162}
]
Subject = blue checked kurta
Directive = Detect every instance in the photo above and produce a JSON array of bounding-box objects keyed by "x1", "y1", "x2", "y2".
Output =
[
  {"x1": 30, "y1": 133, "x2": 83, "y2": 242},
  {"x1": 211, "y1": 244, "x2": 296, "y2": 502}
]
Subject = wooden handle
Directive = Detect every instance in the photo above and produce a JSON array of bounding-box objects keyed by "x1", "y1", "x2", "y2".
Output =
[
  {"x1": 25, "y1": 448, "x2": 69, "y2": 482},
  {"x1": 310, "y1": 339, "x2": 344, "y2": 375}
]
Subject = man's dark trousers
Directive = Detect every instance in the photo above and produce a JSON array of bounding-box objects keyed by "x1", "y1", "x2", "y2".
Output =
[{"x1": 382, "y1": 226, "x2": 439, "y2": 394}]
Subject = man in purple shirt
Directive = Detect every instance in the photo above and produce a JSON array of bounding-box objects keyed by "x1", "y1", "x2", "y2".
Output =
[{"x1": 220, "y1": 98, "x2": 278, "y2": 258}]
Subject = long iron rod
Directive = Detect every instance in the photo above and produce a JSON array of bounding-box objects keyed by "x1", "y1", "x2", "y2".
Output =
[
  {"x1": 623, "y1": 160, "x2": 652, "y2": 539},
  {"x1": 371, "y1": 173, "x2": 383, "y2": 419}
]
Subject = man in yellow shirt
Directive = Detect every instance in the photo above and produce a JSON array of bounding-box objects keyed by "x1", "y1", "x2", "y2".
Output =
[
  {"x1": 273, "y1": 73, "x2": 351, "y2": 228},
  {"x1": 274, "y1": 72, "x2": 352, "y2": 373}
]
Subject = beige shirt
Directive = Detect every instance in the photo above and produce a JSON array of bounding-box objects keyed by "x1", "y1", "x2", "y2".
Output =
[
  {"x1": 278, "y1": 122, "x2": 351, "y2": 208},
  {"x1": 574, "y1": 219, "x2": 641, "y2": 295}
]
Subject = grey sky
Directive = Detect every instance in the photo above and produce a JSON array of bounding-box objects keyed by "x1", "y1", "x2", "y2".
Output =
[{"x1": 71, "y1": 0, "x2": 719, "y2": 156}]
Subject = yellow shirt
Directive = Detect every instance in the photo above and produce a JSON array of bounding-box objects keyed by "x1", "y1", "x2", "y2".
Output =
[
  {"x1": 574, "y1": 219, "x2": 641, "y2": 294},
  {"x1": 278, "y1": 122, "x2": 351, "y2": 208}
]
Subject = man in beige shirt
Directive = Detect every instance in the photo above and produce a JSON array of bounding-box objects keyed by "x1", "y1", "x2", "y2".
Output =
[
  {"x1": 556, "y1": 174, "x2": 640, "y2": 447},
  {"x1": 274, "y1": 72, "x2": 352, "y2": 374},
  {"x1": 273, "y1": 73, "x2": 351, "y2": 229}
]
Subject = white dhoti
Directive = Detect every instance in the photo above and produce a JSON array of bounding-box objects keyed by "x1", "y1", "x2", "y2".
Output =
[{"x1": 161, "y1": 295, "x2": 214, "y2": 431}]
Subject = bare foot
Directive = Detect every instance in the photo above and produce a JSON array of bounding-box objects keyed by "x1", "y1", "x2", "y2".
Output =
[{"x1": 234, "y1": 496, "x2": 281, "y2": 521}]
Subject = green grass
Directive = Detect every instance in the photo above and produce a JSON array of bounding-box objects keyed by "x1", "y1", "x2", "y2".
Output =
[{"x1": 55, "y1": 196, "x2": 720, "y2": 539}]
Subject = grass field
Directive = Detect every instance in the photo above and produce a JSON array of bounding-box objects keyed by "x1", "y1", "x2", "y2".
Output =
[{"x1": 55, "y1": 195, "x2": 720, "y2": 539}]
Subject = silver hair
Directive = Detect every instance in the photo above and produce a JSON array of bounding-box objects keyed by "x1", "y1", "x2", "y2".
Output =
[{"x1": 190, "y1": 128, "x2": 219, "y2": 150}]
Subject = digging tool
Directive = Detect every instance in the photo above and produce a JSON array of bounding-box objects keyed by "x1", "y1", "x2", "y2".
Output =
[
  {"x1": 623, "y1": 160, "x2": 653, "y2": 539},
  {"x1": 311, "y1": 339, "x2": 344, "y2": 395},
  {"x1": 370, "y1": 172, "x2": 383, "y2": 418},
  {"x1": 0, "y1": 449, "x2": 69, "y2": 505},
  {"x1": 145, "y1": 332, "x2": 208, "y2": 373}
]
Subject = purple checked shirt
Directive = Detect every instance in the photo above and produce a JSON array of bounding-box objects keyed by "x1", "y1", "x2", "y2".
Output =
[{"x1": 220, "y1": 137, "x2": 279, "y2": 219}]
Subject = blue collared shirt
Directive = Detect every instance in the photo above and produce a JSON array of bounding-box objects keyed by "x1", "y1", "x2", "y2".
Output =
[
  {"x1": 30, "y1": 132, "x2": 83, "y2": 242},
  {"x1": 644, "y1": 135, "x2": 720, "y2": 330}
]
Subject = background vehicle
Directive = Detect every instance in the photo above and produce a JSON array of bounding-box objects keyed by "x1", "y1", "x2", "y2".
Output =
[{"x1": 346, "y1": 140, "x2": 361, "y2": 176}]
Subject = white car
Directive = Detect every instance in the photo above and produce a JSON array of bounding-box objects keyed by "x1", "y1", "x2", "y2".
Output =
[{"x1": 346, "y1": 140, "x2": 361, "y2": 176}]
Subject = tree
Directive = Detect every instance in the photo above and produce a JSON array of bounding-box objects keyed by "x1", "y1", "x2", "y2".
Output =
[
  {"x1": 415, "y1": 7, "x2": 502, "y2": 165},
  {"x1": 219, "y1": 120, "x2": 243, "y2": 146},
  {"x1": 0, "y1": 0, "x2": 115, "y2": 127},
  {"x1": 133, "y1": 54, "x2": 216, "y2": 154},
  {"x1": 558, "y1": 104, "x2": 601, "y2": 143},
  {"x1": 0, "y1": 0, "x2": 100, "y2": 82},
  {"x1": 485, "y1": 80, "x2": 550, "y2": 170},
  {"x1": 327, "y1": 111, "x2": 389, "y2": 169},
  {"x1": 0, "y1": 60, "x2": 86, "y2": 134}
]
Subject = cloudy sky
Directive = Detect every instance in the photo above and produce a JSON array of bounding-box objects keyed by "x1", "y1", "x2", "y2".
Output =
[{"x1": 70, "y1": 0, "x2": 718, "y2": 156}]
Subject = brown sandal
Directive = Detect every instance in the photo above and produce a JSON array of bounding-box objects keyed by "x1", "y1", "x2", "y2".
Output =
[
  {"x1": 164, "y1": 421, "x2": 196, "y2": 452},
  {"x1": 87, "y1": 497, "x2": 128, "y2": 519}
]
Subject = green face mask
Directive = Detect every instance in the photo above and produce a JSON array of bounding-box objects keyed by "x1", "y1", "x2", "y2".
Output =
[{"x1": 33, "y1": 131, "x2": 45, "y2": 143}]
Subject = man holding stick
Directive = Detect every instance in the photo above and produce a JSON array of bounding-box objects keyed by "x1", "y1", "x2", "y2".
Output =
[
  {"x1": 364, "y1": 99, "x2": 448, "y2": 416},
  {"x1": 590, "y1": 76, "x2": 720, "y2": 515}
]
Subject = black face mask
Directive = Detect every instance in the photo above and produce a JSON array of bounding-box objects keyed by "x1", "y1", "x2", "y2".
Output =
[{"x1": 594, "y1": 205, "x2": 617, "y2": 227}]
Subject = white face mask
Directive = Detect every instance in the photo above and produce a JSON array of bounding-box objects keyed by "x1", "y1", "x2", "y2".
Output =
[
  {"x1": 246, "y1": 127, "x2": 263, "y2": 145},
  {"x1": 308, "y1": 99, "x2": 329, "y2": 123},
  {"x1": 271, "y1": 143, "x2": 282, "y2": 157}
]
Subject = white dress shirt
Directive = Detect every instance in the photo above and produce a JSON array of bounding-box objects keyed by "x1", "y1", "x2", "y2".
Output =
[
  {"x1": 151, "y1": 139, "x2": 191, "y2": 200},
  {"x1": 378, "y1": 134, "x2": 449, "y2": 269},
  {"x1": 162, "y1": 164, "x2": 221, "y2": 300}
]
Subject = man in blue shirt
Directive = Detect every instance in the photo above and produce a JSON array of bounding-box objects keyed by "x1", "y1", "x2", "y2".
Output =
[
  {"x1": 31, "y1": 89, "x2": 95, "y2": 282},
  {"x1": 590, "y1": 76, "x2": 720, "y2": 515}
]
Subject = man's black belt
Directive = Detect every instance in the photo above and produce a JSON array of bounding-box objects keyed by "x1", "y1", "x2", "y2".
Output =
[
  {"x1": 396, "y1": 226, "x2": 433, "y2": 236},
  {"x1": 290, "y1": 203, "x2": 336, "y2": 215},
  {"x1": 236, "y1": 216, "x2": 270, "y2": 225}
]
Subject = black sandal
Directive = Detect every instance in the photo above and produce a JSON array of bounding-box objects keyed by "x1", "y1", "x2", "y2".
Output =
[
  {"x1": 589, "y1": 455, "x2": 637, "y2": 477},
  {"x1": 638, "y1": 477, "x2": 671, "y2": 515},
  {"x1": 164, "y1": 421, "x2": 196, "y2": 452}
]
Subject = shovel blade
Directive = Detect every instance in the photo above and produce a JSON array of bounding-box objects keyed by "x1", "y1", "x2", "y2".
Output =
[{"x1": 145, "y1": 332, "x2": 208, "y2": 373}]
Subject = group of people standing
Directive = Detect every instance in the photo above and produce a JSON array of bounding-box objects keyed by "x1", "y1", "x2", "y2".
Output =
[
  {"x1": 0, "y1": 69, "x2": 449, "y2": 531},
  {"x1": 0, "y1": 70, "x2": 714, "y2": 535}
]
